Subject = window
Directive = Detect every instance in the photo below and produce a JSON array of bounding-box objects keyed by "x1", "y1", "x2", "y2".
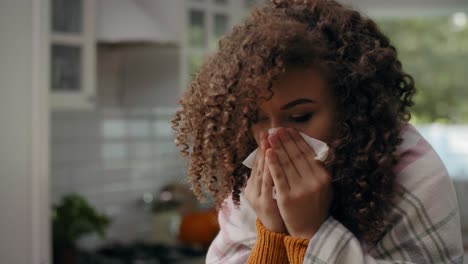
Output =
[
  {"x1": 52, "y1": 0, "x2": 83, "y2": 33},
  {"x1": 186, "y1": 3, "x2": 234, "y2": 83},
  {"x1": 51, "y1": 45, "x2": 82, "y2": 91},
  {"x1": 245, "y1": 0, "x2": 257, "y2": 8},
  {"x1": 189, "y1": 53, "x2": 203, "y2": 76},
  {"x1": 213, "y1": 13, "x2": 229, "y2": 47},
  {"x1": 49, "y1": 0, "x2": 96, "y2": 109},
  {"x1": 189, "y1": 10, "x2": 207, "y2": 48}
]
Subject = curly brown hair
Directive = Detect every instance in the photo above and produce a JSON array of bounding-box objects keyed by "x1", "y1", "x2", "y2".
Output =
[{"x1": 171, "y1": 0, "x2": 416, "y2": 244}]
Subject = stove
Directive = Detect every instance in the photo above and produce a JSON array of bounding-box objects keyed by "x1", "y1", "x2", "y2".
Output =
[{"x1": 76, "y1": 242, "x2": 206, "y2": 264}]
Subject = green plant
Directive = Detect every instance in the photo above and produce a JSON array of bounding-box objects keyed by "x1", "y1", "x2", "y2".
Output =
[{"x1": 52, "y1": 193, "x2": 111, "y2": 248}]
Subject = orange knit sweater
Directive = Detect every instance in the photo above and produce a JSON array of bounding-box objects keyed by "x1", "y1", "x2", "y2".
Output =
[{"x1": 247, "y1": 219, "x2": 310, "y2": 264}]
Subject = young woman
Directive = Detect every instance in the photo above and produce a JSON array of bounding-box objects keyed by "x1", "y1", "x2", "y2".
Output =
[{"x1": 171, "y1": 0, "x2": 464, "y2": 263}]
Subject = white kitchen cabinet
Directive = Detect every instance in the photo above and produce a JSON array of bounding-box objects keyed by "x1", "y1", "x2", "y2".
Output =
[{"x1": 50, "y1": 0, "x2": 96, "y2": 109}]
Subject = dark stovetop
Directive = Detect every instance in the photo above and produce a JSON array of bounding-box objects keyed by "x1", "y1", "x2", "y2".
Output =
[{"x1": 76, "y1": 242, "x2": 206, "y2": 264}]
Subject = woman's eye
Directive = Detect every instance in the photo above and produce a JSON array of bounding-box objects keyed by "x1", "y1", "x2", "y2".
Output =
[{"x1": 289, "y1": 113, "x2": 313, "y2": 123}]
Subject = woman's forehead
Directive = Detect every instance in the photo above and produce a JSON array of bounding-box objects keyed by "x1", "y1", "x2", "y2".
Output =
[{"x1": 258, "y1": 68, "x2": 328, "y2": 107}]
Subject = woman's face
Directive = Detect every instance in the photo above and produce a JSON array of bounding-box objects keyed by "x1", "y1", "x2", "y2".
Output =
[{"x1": 251, "y1": 67, "x2": 338, "y2": 145}]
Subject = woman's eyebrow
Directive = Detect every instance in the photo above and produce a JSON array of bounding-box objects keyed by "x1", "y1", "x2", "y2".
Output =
[{"x1": 280, "y1": 98, "x2": 317, "y2": 110}]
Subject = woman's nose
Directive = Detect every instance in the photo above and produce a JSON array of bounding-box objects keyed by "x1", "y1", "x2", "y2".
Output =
[
  {"x1": 270, "y1": 119, "x2": 286, "y2": 130},
  {"x1": 260, "y1": 119, "x2": 286, "y2": 137}
]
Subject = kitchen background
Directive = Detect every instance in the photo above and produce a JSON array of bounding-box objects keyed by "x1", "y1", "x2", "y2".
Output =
[
  {"x1": 50, "y1": 0, "x2": 468, "y2": 262},
  {"x1": 1, "y1": 0, "x2": 467, "y2": 263}
]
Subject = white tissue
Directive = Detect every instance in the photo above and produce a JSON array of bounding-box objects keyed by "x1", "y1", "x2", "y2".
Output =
[
  {"x1": 242, "y1": 128, "x2": 329, "y2": 199},
  {"x1": 242, "y1": 128, "x2": 329, "y2": 168}
]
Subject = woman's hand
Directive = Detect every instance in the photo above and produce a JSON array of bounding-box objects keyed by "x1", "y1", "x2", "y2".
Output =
[
  {"x1": 244, "y1": 134, "x2": 286, "y2": 234},
  {"x1": 266, "y1": 128, "x2": 334, "y2": 239}
]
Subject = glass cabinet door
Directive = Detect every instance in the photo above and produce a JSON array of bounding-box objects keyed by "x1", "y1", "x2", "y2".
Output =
[{"x1": 50, "y1": 0, "x2": 96, "y2": 109}]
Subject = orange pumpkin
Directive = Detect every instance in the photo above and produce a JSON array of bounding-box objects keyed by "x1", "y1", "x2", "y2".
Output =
[{"x1": 178, "y1": 209, "x2": 219, "y2": 248}]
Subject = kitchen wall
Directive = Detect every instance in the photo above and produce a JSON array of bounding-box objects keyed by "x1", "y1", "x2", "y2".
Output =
[
  {"x1": 51, "y1": 108, "x2": 186, "y2": 246},
  {"x1": 50, "y1": 44, "x2": 185, "y2": 247},
  {"x1": 48, "y1": 0, "x2": 468, "y2": 252}
]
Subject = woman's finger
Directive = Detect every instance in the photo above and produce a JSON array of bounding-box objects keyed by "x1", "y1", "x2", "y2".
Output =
[
  {"x1": 248, "y1": 149, "x2": 258, "y2": 187},
  {"x1": 255, "y1": 134, "x2": 270, "y2": 194},
  {"x1": 278, "y1": 128, "x2": 314, "y2": 180},
  {"x1": 287, "y1": 128, "x2": 330, "y2": 183},
  {"x1": 262, "y1": 154, "x2": 274, "y2": 199},
  {"x1": 266, "y1": 148, "x2": 289, "y2": 194},
  {"x1": 261, "y1": 141, "x2": 274, "y2": 199},
  {"x1": 286, "y1": 128, "x2": 320, "y2": 171},
  {"x1": 253, "y1": 140, "x2": 266, "y2": 197},
  {"x1": 269, "y1": 130, "x2": 301, "y2": 185}
]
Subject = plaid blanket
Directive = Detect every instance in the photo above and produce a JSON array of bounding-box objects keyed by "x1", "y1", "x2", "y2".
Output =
[{"x1": 206, "y1": 123, "x2": 464, "y2": 263}]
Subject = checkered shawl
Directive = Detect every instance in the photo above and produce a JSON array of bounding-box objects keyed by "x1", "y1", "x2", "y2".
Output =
[{"x1": 206, "y1": 123, "x2": 464, "y2": 263}]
